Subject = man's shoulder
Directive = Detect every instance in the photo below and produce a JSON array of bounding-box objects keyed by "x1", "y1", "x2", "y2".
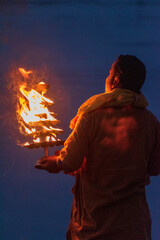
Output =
[{"x1": 81, "y1": 108, "x2": 115, "y2": 122}]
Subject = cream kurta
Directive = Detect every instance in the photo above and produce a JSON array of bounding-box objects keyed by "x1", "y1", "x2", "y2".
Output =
[{"x1": 59, "y1": 107, "x2": 160, "y2": 240}]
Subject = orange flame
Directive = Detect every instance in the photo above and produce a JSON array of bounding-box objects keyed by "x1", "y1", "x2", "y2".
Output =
[
  {"x1": 18, "y1": 68, "x2": 32, "y2": 78},
  {"x1": 17, "y1": 68, "x2": 63, "y2": 145}
]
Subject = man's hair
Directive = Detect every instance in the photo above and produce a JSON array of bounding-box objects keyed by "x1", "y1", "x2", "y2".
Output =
[{"x1": 114, "y1": 55, "x2": 146, "y2": 93}]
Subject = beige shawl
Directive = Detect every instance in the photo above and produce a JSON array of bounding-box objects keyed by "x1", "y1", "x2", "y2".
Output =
[{"x1": 70, "y1": 88, "x2": 148, "y2": 129}]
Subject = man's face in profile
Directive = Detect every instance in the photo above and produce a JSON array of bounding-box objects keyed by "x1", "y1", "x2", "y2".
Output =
[{"x1": 105, "y1": 63, "x2": 116, "y2": 93}]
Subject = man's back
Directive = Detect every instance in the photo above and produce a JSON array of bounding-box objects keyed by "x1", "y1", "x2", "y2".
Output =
[
  {"x1": 67, "y1": 107, "x2": 160, "y2": 240},
  {"x1": 35, "y1": 55, "x2": 160, "y2": 240}
]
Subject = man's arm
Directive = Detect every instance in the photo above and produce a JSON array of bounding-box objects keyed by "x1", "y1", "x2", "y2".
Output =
[{"x1": 35, "y1": 114, "x2": 90, "y2": 173}]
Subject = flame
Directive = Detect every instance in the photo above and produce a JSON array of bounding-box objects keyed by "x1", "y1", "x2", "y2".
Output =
[
  {"x1": 19, "y1": 68, "x2": 32, "y2": 78},
  {"x1": 51, "y1": 136, "x2": 56, "y2": 141},
  {"x1": 18, "y1": 84, "x2": 57, "y2": 125},
  {"x1": 46, "y1": 136, "x2": 50, "y2": 142},
  {"x1": 17, "y1": 68, "x2": 63, "y2": 145},
  {"x1": 33, "y1": 138, "x2": 40, "y2": 143}
]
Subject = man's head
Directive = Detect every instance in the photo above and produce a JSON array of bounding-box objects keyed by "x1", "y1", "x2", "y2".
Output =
[{"x1": 105, "y1": 55, "x2": 146, "y2": 93}]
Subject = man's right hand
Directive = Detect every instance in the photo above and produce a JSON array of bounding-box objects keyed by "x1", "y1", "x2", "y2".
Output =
[{"x1": 35, "y1": 155, "x2": 62, "y2": 173}]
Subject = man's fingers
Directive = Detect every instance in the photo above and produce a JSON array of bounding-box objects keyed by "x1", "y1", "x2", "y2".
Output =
[
  {"x1": 40, "y1": 158, "x2": 48, "y2": 164},
  {"x1": 35, "y1": 159, "x2": 47, "y2": 169},
  {"x1": 35, "y1": 163, "x2": 45, "y2": 169}
]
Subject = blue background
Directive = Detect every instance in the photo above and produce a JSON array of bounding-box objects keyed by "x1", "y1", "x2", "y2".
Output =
[{"x1": 0, "y1": 1, "x2": 160, "y2": 239}]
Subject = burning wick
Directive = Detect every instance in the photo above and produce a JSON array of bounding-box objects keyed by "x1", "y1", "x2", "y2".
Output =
[{"x1": 17, "y1": 68, "x2": 64, "y2": 156}]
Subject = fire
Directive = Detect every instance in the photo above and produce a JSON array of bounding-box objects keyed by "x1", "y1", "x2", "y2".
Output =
[
  {"x1": 19, "y1": 84, "x2": 57, "y2": 125},
  {"x1": 18, "y1": 68, "x2": 32, "y2": 78},
  {"x1": 17, "y1": 68, "x2": 63, "y2": 147},
  {"x1": 33, "y1": 137, "x2": 40, "y2": 143}
]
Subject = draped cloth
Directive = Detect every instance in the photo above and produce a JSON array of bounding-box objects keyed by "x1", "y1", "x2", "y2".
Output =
[
  {"x1": 58, "y1": 88, "x2": 160, "y2": 240},
  {"x1": 70, "y1": 88, "x2": 148, "y2": 129}
]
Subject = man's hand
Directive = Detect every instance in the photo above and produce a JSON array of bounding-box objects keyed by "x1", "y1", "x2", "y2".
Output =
[{"x1": 35, "y1": 155, "x2": 62, "y2": 173}]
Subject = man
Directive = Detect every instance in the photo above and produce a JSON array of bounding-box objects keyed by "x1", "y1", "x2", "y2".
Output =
[{"x1": 35, "y1": 55, "x2": 160, "y2": 240}]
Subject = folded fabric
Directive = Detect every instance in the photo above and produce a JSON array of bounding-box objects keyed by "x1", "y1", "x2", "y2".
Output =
[{"x1": 70, "y1": 88, "x2": 148, "y2": 129}]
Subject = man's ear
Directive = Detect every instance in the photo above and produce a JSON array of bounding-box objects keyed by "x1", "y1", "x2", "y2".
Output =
[{"x1": 111, "y1": 76, "x2": 120, "y2": 89}]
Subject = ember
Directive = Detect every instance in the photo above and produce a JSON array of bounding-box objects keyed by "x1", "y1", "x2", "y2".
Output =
[{"x1": 17, "y1": 68, "x2": 64, "y2": 155}]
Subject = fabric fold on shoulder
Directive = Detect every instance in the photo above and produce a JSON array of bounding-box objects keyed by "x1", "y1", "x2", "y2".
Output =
[
  {"x1": 78, "y1": 88, "x2": 148, "y2": 115},
  {"x1": 70, "y1": 88, "x2": 148, "y2": 129}
]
